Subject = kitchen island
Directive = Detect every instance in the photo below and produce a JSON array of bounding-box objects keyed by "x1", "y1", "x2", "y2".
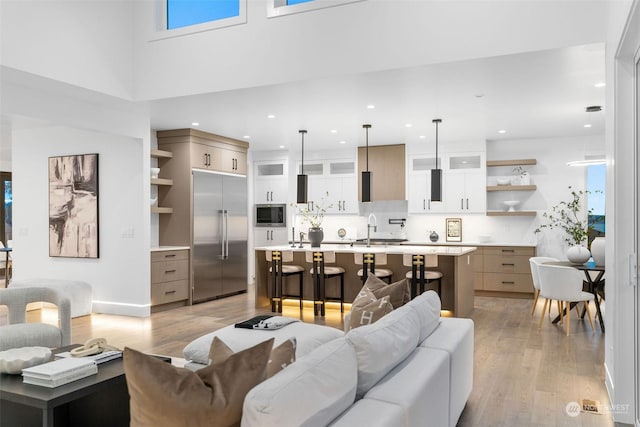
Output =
[{"x1": 254, "y1": 244, "x2": 477, "y2": 318}]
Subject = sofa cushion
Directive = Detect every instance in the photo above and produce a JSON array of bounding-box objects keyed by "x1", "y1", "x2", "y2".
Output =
[
  {"x1": 329, "y1": 398, "x2": 405, "y2": 427},
  {"x1": 242, "y1": 337, "x2": 357, "y2": 427},
  {"x1": 364, "y1": 275, "x2": 411, "y2": 308},
  {"x1": 345, "y1": 302, "x2": 422, "y2": 398},
  {"x1": 363, "y1": 347, "x2": 450, "y2": 427},
  {"x1": 406, "y1": 290, "x2": 441, "y2": 343},
  {"x1": 124, "y1": 338, "x2": 274, "y2": 427},
  {"x1": 0, "y1": 323, "x2": 63, "y2": 350},
  {"x1": 348, "y1": 295, "x2": 393, "y2": 331},
  {"x1": 184, "y1": 321, "x2": 342, "y2": 365},
  {"x1": 209, "y1": 335, "x2": 296, "y2": 379}
]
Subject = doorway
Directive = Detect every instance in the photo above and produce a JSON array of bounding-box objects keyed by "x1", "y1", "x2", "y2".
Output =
[{"x1": 0, "y1": 171, "x2": 11, "y2": 246}]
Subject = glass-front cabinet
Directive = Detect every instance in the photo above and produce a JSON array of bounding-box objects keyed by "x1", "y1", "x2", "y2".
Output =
[
  {"x1": 299, "y1": 159, "x2": 357, "y2": 214},
  {"x1": 254, "y1": 160, "x2": 288, "y2": 204}
]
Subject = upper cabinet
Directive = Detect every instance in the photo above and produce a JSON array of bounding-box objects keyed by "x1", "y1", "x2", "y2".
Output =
[
  {"x1": 254, "y1": 160, "x2": 288, "y2": 204},
  {"x1": 407, "y1": 155, "x2": 445, "y2": 213},
  {"x1": 300, "y1": 158, "x2": 358, "y2": 214},
  {"x1": 357, "y1": 144, "x2": 406, "y2": 201}
]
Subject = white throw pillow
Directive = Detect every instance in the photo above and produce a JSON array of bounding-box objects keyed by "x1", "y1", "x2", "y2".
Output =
[
  {"x1": 406, "y1": 290, "x2": 441, "y2": 343},
  {"x1": 241, "y1": 337, "x2": 357, "y2": 427},
  {"x1": 345, "y1": 303, "x2": 422, "y2": 398}
]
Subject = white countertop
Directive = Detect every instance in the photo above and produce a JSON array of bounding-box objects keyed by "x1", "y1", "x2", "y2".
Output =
[
  {"x1": 151, "y1": 246, "x2": 190, "y2": 252},
  {"x1": 254, "y1": 244, "x2": 477, "y2": 256}
]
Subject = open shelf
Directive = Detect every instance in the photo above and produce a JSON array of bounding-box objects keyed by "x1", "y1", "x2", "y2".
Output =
[
  {"x1": 151, "y1": 207, "x2": 173, "y2": 214},
  {"x1": 151, "y1": 178, "x2": 173, "y2": 186},
  {"x1": 486, "y1": 211, "x2": 537, "y2": 217},
  {"x1": 487, "y1": 185, "x2": 537, "y2": 191},
  {"x1": 151, "y1": 149, "x2": 173, "y2": 159},
  {"x1": 486, "y1": 159, "x2": 537, "y2": 167}
]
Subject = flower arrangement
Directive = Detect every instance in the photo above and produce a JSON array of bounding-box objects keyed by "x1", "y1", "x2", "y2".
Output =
[
  {"x1": 534, "y1": 186, "x2": 594, "y2": 246},
  {"x1": 293, "y1": 193, "x2": 333, "y2": 228}
]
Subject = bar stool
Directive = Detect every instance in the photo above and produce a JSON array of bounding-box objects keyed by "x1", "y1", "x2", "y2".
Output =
[
  {"x1": 403, "y1": 253, "x2": 443, "y2": 299},
  {"x1": 266, "y1": 250, "x2": 304, "y2": 313},
  {"x1": 306, "y1": 250, "x2": 346, "y2": 316},
  {"x1": 354, "y1": 252, "x2": 393, "y2": 284}
]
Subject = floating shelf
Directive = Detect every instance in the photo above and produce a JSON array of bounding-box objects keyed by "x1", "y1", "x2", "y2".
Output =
[
  {"x1": 151, "y1": 178, "x2": 173, "y2": 186},
  {"x1": 486, "y1": 159, "x2": 537, "y2": 167},
  {"x1": 487, "y1": 185, "x2": 537, "y2": 192},
  {"x1": 151, "y1": 207, "x2": 173, "y2": 214},
  {"x1": 486, "y1": 211, "x2": 537, "y2": 217},
  {"x1": 151, "y1": 149, "x2": 173, "y2": 159}
]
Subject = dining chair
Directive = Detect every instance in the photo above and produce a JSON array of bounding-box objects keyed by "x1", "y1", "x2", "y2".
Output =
[
  {"x1": 528, "y1": 256, "x2": 558, "y2": 316},
  {"x1": 536, "y1": 263, "x2": 595, "y2": 335}
]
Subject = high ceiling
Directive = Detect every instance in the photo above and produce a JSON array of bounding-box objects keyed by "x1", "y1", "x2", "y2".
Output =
[{"x1": 149, "y1": 43, "x2": 606, "y2": 153}]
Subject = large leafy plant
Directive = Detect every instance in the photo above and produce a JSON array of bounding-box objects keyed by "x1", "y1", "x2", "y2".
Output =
[{"x1": 535, "y1": 186, "x2": 594, "y2": 246}]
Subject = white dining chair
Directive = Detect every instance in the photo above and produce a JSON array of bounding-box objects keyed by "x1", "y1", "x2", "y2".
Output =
[
  {"x1": 529, "y1": 257, "x2": 558, "y2": 316},
  {"x1": 537, "y1": 263, "x2": 595, "y2": 335}
]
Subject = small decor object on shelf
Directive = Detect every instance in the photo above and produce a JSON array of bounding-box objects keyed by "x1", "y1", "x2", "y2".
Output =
[
  {"x1": 496, "y1": 178, "x2": 511, "y2": 186},
  {"x1": 293, "y1": 193, "x2": 333, "y2": 248},
  {"x1": 503, "y1": 200, "x2": 520, "y2": 212},
  {"x1": 150, "y1": 167, "x2": 160, "y2": 179},
  {"x1": 512, "y1": 166, "x2": 530, "y2": 185},
  {"x1": 446, "y1": 218, "x2": 462, "y2": 242},
  {"x1": 429, "y1": 230, "x2": 439, "y2": 242}
]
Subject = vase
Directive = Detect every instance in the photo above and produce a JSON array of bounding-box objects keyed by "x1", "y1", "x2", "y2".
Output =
[
  {"x1": 429, "y1": 231, "x2": 439, "y2": 242},
  {"x1": 308, "y1": 227, "x2": 324, "y2": 248},
  {"x1": 590, "y1": 237, "x2": 605, "y2": 266},
  {"x1": 566, "y1": 245, "x2": 591, "y2": 264},
  {"x1": 520, "y1": 173, "x2": 530, "y2": 185}
]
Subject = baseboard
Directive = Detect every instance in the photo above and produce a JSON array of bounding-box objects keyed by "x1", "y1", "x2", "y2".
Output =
[{"x1": 92, "y1": 300, "x2": 151, "y2": 317}]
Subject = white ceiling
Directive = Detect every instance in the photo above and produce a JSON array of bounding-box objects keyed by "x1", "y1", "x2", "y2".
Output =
[{"x1": 149, "y1": 43, "x2": 606, "y2": 153}]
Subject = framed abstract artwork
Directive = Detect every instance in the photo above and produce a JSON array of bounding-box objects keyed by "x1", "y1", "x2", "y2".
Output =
[
  {"x1": 446, "y1": 218, "x2": 462, "y2": 242},
  {"x1": 48, "y1": 153, "x2": 99, "y2": 258}
]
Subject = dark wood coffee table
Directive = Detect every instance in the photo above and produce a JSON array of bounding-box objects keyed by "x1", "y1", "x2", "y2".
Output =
[{"x1": 0, "y1": 345, "x2": 129, "y2": 427}]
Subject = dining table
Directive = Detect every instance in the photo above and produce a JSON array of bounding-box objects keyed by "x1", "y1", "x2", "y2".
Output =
[{"x1": 546, "y1": 260, "x2": 605, "y2": 332}]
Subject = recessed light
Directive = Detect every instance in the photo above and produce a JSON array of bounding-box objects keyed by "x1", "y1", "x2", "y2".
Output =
[
  {"x1": 366, "y1": 105, "x2": 375, "y2": 109},
  {"x1": 279, "y1": 145, "x2": 285, "y2": 149},
  {"x1": 191, "y1": 122, "x2": 200, "y2": 126},
  {"x1": 243, "y1": 135, "x2": 250, "y2": 139},
  {"x1": 339, "y1": 140, "x2": 346, "y2": 144},
  {"x1": 405, "y1": 123, "x2": 413, "y2": 128},
  {"x1": 498, "y1": 130, "x2": 507, "y2": 134},
  {"x1": 594, "y1": 82, "x2": 606, "y2": 88},
  {"x1": 330, "y1": 130, "x2": 337, "y2": 134},
  {"x1": 584, "y1": 124, "x2": 592, "y2": 128},
  {"x1": 267, "y1": 114, "x2": 275, "y2": 119},
  {"x1": 419, "y1": 135, "x2": 426, "y2": 139}
]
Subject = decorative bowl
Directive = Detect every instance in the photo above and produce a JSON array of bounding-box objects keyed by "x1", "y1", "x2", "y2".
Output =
[
  {"x1": 150, "y1": 167, "x2": 160, "y2": 179},
  {"x1": 0, "y1": 346, "x2": 52, "y2": 374},
  {"x1": 150, "y1": 197, "x2": 158, "y2": 206},
  {"x1": 496, "y1": 178, "x2": 511, "y2": 186},
  {"x1": 503, "y1": 200, "x2": 520, "y2": 212}
]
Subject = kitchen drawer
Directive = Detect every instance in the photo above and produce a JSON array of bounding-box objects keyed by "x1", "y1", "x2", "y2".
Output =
[
  {"x1": 483, "y1": 255, "x2": 531, "y2": 274},
  {"x1": 151, "y1": 250, "x2": 189, "y2": 263},
  {"x1": 151, "y1": 259, "x2": 189, "y2": 283},
  {"x1": 151, "y1": 280, "x2": 189, "y2": 305},
  {"x1": 483, "y1": 273, "x2": 533, "y2": 293},
  {"x1": 483, "y1": 246, "x2": 535, "y2": 257}
]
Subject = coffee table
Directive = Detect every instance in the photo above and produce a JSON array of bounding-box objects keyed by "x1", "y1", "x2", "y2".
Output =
[{"x1": 0, "y1": 345, "x2": 129, "y2": 427}]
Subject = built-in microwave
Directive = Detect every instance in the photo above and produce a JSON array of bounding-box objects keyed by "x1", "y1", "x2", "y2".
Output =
[{"x1": 255, "y1": 204, "x2": 287, "y2": 227}]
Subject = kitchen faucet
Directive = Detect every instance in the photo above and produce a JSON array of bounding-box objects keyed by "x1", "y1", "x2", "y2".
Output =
[{"x1": 367, "y1": 213, "x2": 377, "y2": 247}]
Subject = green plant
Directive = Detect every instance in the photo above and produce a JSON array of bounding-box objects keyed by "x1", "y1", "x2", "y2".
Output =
[
  {"x1": 293, "y1": 193, "x2": 333, "y2": 228},
  {"x1": 534, "y1": 186, "x2": 594, "y2": 246}
]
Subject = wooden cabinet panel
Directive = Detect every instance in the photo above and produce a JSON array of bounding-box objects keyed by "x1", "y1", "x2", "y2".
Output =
[
  {"x1": 483, "y1": 247, "x2": 535, "y2": 257},
  {"x1": 478, "y1": 245, "x2": 535, "y2": 296},
  {"x1": 150, "y1": 249, "x2": 190, "y2": 308},
  {"x1": 483, "y1": 254, "x2": 531, "y2": 274},
  {"x1": 358, "y1": 144, "x2": 405, "y2": 201},
  {"x1": 151, "y1": 259, "x2": 189, "y2": 284},
  {"x1": 151, "y1": 280, "x2": 189, "y2": 305},
  {"x1": 151, "y1": 250, "x2": 189, "y2": 263},
  {"x1": 483, "y1": 273, "x2": 533, "y2": 293}
]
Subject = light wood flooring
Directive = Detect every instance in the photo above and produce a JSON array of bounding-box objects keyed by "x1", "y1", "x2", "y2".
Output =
[{"x1": 37, "y1": 288, "x2": 612, "y2": 426}]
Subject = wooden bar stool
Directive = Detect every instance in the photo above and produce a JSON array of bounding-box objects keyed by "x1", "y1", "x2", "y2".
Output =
[
  {"x1": 306, "y1": 250, "x2": 346, "y2": 316},
  {"x1": 266, "y1": 250, "x2": 304, "y2": 313},
  {"x1": 403, "y1": 253, "x2": 443, "y2": 299},
  {"x1": 354, "y1": 252, "x2": 393, "y2": 284}
]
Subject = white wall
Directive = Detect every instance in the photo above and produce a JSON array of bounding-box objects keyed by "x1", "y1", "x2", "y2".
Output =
[
  {"x1": 133, "y1": 0, "x2": 609, "y2": 100},
  {"x1": 12, "y1": 126, "x2": 150, "y2": 316},
  {"x1": 0, "y1": 0, "x2": 135, "y2": 99}
]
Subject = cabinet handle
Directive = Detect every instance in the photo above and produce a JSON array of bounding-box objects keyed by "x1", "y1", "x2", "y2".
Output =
[
  {"x1": 502, "y1": 263, "x2": 515, "y2": 267},
  {"x1": 203, "y1": 153, "x2": 208, "y2": 166},
  {"x1": 342, "y1": 200, "x2": 346, "y2": 211},
  {"x1": 428, "y1": 199, "x2": 431, "y2": 210},
  {"x1": 502, "y1": 249, "x2": 515, "y2": 253},
  {"x1": 266, "y1": 191, "x2": 270, "y2": 201},
  {"x1": 423, "y1": 199, "x2": 426, "y2": 210},
  {"x1": 165, "y1": 269, "x2": 177, "y2": 273},
  {"x1": 461, "y1": 198, "x2": 464, "y2": 210},
  {"x1": 266, "y1": 230, "x2": 270, "y2": 240},
  {"x1": 270, "y1": 230, "x2": 274, "y2": 240},
  {"x1": 466, "y1": 198, "x2": 469, "y2": 210},
  {"x1": 270, "y1": 191, "x2": 273, "y2": 201},
  {"x1": 165, "y1": 290, "x2": 177, "y2": 295},
  {"x1": 164, "y1": 254, "x2": 176, "y2": 258},
  {"x1": 501, "y1": 281, "x2": 515, "y2": 285}
]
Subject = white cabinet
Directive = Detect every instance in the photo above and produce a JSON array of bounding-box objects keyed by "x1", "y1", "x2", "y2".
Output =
[
  {"x1": 299, "y1": 159, "x2": 357, "y2": 214},
  {"x1": 407, "y1": 155, "x2": 445, "y2": 213},
  {"x1": 443, "y1": 153, "x2": 486, "y2": 213},
  {"x1": 254, "y1": 160, "x2": 288, "y2": 203},
  {"x1": 254, "y1": 228, "x2": 289, "y2": 247}
]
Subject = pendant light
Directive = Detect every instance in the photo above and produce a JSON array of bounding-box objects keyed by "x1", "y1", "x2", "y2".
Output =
[
  {"x1": 431, "y1": 119, "x2": 443, "y2": 202},
  {"x1": 361, "y1": 124, "x2": 372, "y2": 203},
  {"x1": 297, "y1": 129, "x2": 308, "y2": 204}
]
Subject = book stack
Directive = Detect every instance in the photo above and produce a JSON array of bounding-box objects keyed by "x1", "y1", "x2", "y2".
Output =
[
  {"x1": 55, "y1": 350, "x2": 123, "y2": 365},
  {"x1": 22, "y1": 357, "x2": 98, "y2": 388}
]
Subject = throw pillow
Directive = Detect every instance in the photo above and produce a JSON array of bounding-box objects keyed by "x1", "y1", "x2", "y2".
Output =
[
  {"x1": 124, "y1": 337, "x2": 274, "y2": 427},
  {"x1": 364, "y1": 275, "x2": 411, "y2": 308},
  {"x1": 350, "y1": 287, "x2": 378, "y2": 310},
  {"x1": 209, "y1": 335, "x2": 296, "y2": 378},
  {"x1": 348, "y1": 295, "x2": 394, "y2": 331}
]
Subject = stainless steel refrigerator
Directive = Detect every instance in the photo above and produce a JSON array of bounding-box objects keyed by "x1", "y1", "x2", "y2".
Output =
[{"x1": 192, "y1": 170, "x2": 247, "y2": 303}]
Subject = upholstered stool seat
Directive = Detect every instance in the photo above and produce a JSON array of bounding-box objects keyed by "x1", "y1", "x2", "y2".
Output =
[
  {"x1": 311, "y1": 266, "x2": 346, "y2": 276},
  {"x1": 405, "y1": 270, "x2": 443, "y2": 281},
  {"x1": 357, "y1": 267, "x2": 393, "y2": 279},
  {"x1": 306, "y1": 251, "x2": 346, "y2": 316},
  {"x1": 266, "y1": 250, "x2": 304, "y2": 312},
  {"x1": 271, "y1": 264, "x2": 305, "y2": 275},
  {"x1": 403, "y1": 253, "x2": 443, "y2": 299},
  {"x1": 354, "y1": 252, "x2": 393, "y2": 284}
]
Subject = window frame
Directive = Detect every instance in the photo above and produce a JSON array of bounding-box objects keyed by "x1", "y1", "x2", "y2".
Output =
[
  {"x1": 151, "y1": 0, "x2": 247, "y2": 41},
  {"x1": 267, "y1": 0, "x2": 366, "y2": 18}
]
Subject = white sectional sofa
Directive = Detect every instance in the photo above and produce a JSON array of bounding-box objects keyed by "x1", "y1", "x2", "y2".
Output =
[{"x1": 183, "y1": 291, "x2": 474, "y2": 427}]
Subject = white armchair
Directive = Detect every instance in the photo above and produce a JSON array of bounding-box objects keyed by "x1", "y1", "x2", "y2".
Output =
[{"x1": 0, "y1": 287, "x2": 71, "y2": 350}]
